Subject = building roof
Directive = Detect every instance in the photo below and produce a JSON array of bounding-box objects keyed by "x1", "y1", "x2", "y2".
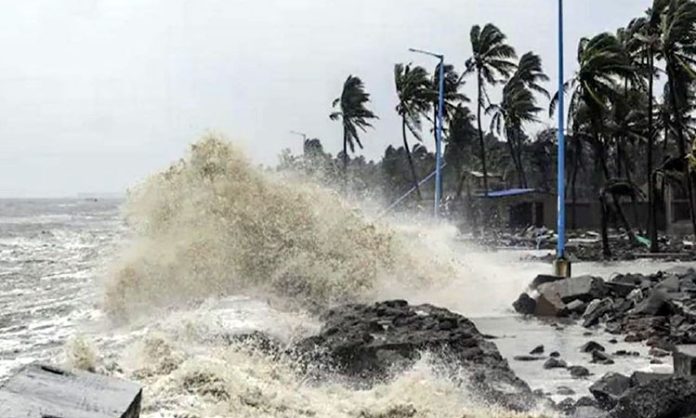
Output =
[{"x1": 476, "y1": 188, "x2": 538, "y2": 198}]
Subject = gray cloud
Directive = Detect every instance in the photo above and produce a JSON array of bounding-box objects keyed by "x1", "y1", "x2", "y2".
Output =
[{"x1": 0, "y1": 0, "x2": 648, "y2": 196}]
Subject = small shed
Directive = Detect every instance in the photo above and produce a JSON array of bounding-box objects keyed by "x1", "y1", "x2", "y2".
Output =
[{"x1": 476, "y1": 188, "x2": 549, "y2": 228}]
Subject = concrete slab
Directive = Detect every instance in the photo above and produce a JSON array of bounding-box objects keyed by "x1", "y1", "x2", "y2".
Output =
[
  {"x1": 0, "y1": 363, "x2": 141, "y2": 418},
  {"x1": 674, "y1": 346, "x2": 696, "y2": 377}
]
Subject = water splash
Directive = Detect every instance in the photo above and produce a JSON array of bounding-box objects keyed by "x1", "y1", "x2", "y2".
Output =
[{"x1": 104, "y1": 135, "x2": 455, "y2": 320}]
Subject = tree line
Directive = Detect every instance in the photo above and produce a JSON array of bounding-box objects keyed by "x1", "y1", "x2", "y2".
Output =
[{"x1": 280, "y1": 0, "x2": 696, "y2": 252}]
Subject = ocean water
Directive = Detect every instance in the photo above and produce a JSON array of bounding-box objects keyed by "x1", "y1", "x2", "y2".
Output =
[{"x1": 0, "y1": 137, "x2": 680, "y2": 417}]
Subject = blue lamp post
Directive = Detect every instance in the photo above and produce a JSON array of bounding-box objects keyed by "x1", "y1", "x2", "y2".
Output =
[
  {"x1": 409, "y1": 48, "x2": 445, "y2": 218},
  {"x1": 554, "y1": 0, "x2": 571, "y2": 277}
]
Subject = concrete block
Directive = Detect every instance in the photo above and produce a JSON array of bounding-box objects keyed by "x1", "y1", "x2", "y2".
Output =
[
  {"x1": 0, "y1": 363, "x2": 141, "y2": 418},
  {"x1": 674, "y1": 345, "x2": 696, "y2": 377}
]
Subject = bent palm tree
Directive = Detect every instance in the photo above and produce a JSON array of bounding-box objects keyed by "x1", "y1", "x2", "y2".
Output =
[
  {"x1": 551, "y1": 32, "x2": 637, "y2": 243},
  {"x1": 394, "y1": 63, "x2": 432, "y2": 199},
  {"x1": 330, "y1": 75, "x2": 378, "y2": 181},
  {"x1": 488, "y1": 52, "x2": 548, "y2": 187},
  {"x1": 658, "y1": 0, "x2": 696, "y2": 239},
  {"x1": 466, "y1": 24, "x2": 517, "y2": 195}
]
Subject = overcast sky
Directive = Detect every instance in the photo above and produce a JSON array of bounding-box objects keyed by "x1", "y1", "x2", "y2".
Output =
[{"x1": 0, "y1": 0, "x2": 650, "y2": 197}]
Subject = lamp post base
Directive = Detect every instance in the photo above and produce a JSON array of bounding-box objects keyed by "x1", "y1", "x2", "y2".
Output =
[{"x1": 553, "y1": 257, "x2": 571, "y2": 278}]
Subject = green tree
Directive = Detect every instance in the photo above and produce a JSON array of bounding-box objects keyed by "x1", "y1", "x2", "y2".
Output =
[
  {"x1": 551, "y1": 32, "x2": 637, "y2": 241},
  {"x1": 658, "y1": 0, "x2": 696, "y2": 238},
  {"x1": 466, "y1": 24, "x2": 517, "y2": 195},
  {"x1": 330, "y1": 75, "x2": 378, "y2": 181},
  {"x1": 488, "y1": 52, "x2": 549, "y2": 187},
  {"x1": 394, "y1": 63, "x2": 432, "y2": 199}
]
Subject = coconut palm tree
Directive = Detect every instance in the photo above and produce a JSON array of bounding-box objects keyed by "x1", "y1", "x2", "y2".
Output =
[
  {"x1": 465, "y1": 24, "x2": 517, "y2": 195},
  {"x1": 551, "y1": 32, "x2": 637, "y2": 242},
  {"x1": 633, "y1": 1, "x2": 667, "y2": 251},
  {"x1": 429, "y1": 63, "x2": 468, "y2": 139},
  {"x1": 657, "y1": 0, "x2": 696, "y2": 238},
  {"x1": 488, "y1": 52, "x2": 548, "y2": 187},
  {"x1": 330, "y1": 75, "x2": 378, "y2": 181},
  {"x1": 394, "y1": 63, "x2": 432, "y2": 199}
]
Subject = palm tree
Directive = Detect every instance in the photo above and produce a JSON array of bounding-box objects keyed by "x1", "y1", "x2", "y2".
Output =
[
  {"x1": 430, "y1": 64, "x2": 468, "y2": 140},
  {"x1": 488, "y1": 52, "x2": 548, "y2": 187},
  {"x1": 658, "y1": 0, "x2": 696, "y2": 238},
  {"x1": 551, "y1": 32, "x2": 637, "y2": 242},
  {"x1": 394, "y1": 63, "x2": 432, "y2": 199},
  {"x1": 330, "y1": 75, "x2": 378, "y2": 181},
  {"x1": 466, "y1": 24, "x2": 517, "y2": 195},
  {"x1": 633, "y1": 1, "x2": 666, "y2": 250}
]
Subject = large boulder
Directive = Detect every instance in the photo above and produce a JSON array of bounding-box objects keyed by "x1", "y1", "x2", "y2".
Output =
[
  {"x1": 589, "y1": 373, "x2": 631, "y2": 409},
  {"x1": 629, "y1": 289, "x2": 675, "y2": 316},
  {"x1": 583, "y1": 298, "x2": 614, "y2": 327},
  {"x1": 513, "y1": 293, "x2": 536, "y2": 315},
  {"x1": 537, "y1": 275, "x2": 607, "y2": 305},
  {"x1": 294, "y1": 300, "x2": 536, "y2": 411},
  {"x1": 609, "y1": 377, "x2": 696, "y2": 418}
]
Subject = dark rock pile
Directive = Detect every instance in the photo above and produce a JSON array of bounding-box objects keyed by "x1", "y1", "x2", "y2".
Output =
[
  {"x1": 293, "y1": 300, "x2": 539, "y2": 411},
  {"x1": 513, "y1": 267, "x2": 696, "y2": 350},
  {"x1": 556, "y1": 370, "x2": 696, "y2": 418}
]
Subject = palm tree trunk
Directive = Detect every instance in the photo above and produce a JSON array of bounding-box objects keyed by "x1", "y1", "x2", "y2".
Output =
[
  {"x1": 476, "y1": 70, "x2": 489, "y2": 195},
  {"x1": 343, "y1": 127, "x2": 348, "y2": 188},
  {"x1": 571, "y1": 143, "x2": 579, "y2": 230},
  {"x1": 667, "y1": 63, "x2": 696, "y2": 239},
  {"x1": 648, "y1": 52, "x2": 658, "y2": 252},
  {"x1": 402, "y1": 117, "x2": 422, "y2": 200},
  {"x1": 512, "y1": 128, "x2": 528, "y2": 188},
  {"x1": 505, "y1": 129, "x2": 523, "y2": 188},
  {"x1": 600, "y1": 193, "x2": 611, "y2": 258},
  {"x1": 595, "y1": 127, "x2": 636, "y2": 243}
]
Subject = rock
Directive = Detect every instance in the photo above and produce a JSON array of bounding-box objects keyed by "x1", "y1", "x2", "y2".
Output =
[
  {"x1": 614, "y1": 350, "x2": 639, "y2": 357},
  {"x1": 611, "y1": 273, "x2": 645, "y2": 286},
  {"x1": 538, "y1": 275, "x2": 607, "y2": 305},
  {"x1": 565, "y1": 299, "x2": 589, "y2": 315},
  {"x1": 582, "y1": 341, "x2": 606, "y2": 353},
  {"x1": 666, "y1": 266, "x2": 696, "y2": 277},
  {"x1": 294, "y1": 300, "x2": 535, "y2": 411},
  {"x1": 628, "y1": 371, "x2": 672, "y2": 387},
  {"x1": 606, "y1": 282, "x2": 638, "y2": 298},
  {"x1": 514, "y1": 355, "x2": 545, "y2": 362},
  {"x1": 558, "y1": 386, "x2": 576, "y2": 395},
  {"x1": 589, "y1": 373, "x2": 631, "y2": 410},
  {"x1": 550, "y1": 351, "x2": 561, "y2": 358},
  {"x1": 569, "y1": 365, "x2": 590, "y2": 378},
  {"x1": 605, "y1": 322, "x2": 622, "y2": 334},
  {"x1": 573, "y1": 406, "x2": 609, "y2": 418},
  {"x1": 650, "y1": 359, "x2": 663, "y2": 364},
  {"x1": 592, "y1": 350, "x2": 615, "y2": 365},
  {"x1": 530, "y1": 274, "x2": 565, "y2": 290},
  {"x1": 609, "y1": 338, "x2": 618, "y2": 344},
  {"x1": 0, "y1": 363, "x2": 142, "y2": 418},
  {"x1": 557, "y1": 397, "x2": 576, "y2": 414},
  {"x1": 609, "y1": 377, "x2": 696, "y2": 418},
  {"x1": 656, "y1": 275, "x2": 681, "y2": 293},
  {"x1": 680, "y1": 277, "x2": 696, "y2": 294},
  {"x1": 535, "y1": 291, "x2": 566, "y2": 317},
  {"x1": 530, "y1": 345, "x2": 544, "y2": 355},
  {"x1": 544, "y1": 357, "x2": 568, "y2": 369},
  {"x1": 576, "y1": 396, "x2": 600, "y2": 408},
  {"x1": 629, "y1": 289, "x2": 675, "y2": 316},
  {"x1": 648, "y1": 347, "x2": 670, "y2": 358},
  {"x1": 513, "y1": 293, "x2": 536, "y2": 315},
  {"x1": 583, "y1": 298, "x2": 614, "y2": 327},
  {"x1": 674, "y1": 345, "x2": 696, "y2": 376},
  {"x1": 626, "y1": 288, "x2": 644, "y2": 305}
]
